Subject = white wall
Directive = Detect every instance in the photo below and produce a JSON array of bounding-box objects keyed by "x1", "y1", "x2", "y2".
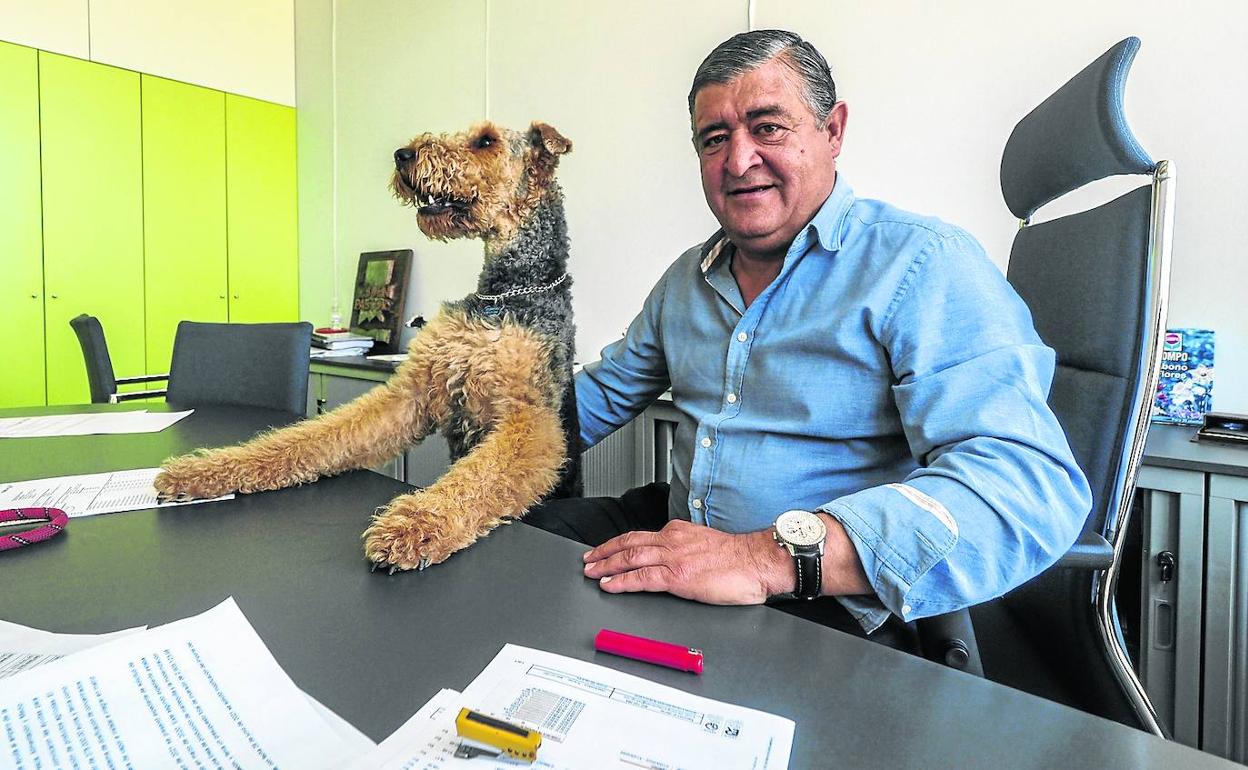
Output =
[
  {"x1": 298, "y1": 0, "x2": 1248, "y2": 411},
  {"x1": 0, "y1": 0, "x2": 88, "y2": 58},
  {"x1": 0, "y1": 0, "x2": 295, "y2": 105}
]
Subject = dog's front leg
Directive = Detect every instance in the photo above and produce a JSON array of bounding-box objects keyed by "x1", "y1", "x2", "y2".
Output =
[
  {"x1": 363, "y1": 402, "x2": 565, "y2": 571},
  {"x1": 155, "y1": 356, "x2": 446, "y2": 499}
]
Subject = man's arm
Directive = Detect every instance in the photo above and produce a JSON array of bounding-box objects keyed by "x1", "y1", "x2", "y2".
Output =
[
  {"x1": 582, "y1": 513, "x2": 869, "y2": 605},
  {"x1": 575, "y1": 268, "x2": 673, "y2": 451},
  {"x1": 814, "y1": 230, "x2": 1092, "y2": 628}
]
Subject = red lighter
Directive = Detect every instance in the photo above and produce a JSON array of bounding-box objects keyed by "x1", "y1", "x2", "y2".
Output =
[{"x1": 594, "y1": 628, "x2": 704, "y2": 674}]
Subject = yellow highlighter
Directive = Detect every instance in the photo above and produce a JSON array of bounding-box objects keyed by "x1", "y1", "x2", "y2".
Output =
[{"x1": 453, "y1": 707, "x2": 542, "y2": 763}]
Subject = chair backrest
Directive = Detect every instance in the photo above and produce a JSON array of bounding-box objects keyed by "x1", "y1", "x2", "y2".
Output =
[
  {"x1": 997, "y1": 38, "x2": 1173, "y2": 732},
  {"x1": 68, "y1": 314, "x2": 118, "y2": 404},
  {"x1": 165, "y1": 321, "x2": 313, "y2": 415}
]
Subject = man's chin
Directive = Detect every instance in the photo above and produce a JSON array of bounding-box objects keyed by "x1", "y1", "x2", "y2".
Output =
[{"x1": 717, "y1": 217, "x2": 791, "y2": 254}]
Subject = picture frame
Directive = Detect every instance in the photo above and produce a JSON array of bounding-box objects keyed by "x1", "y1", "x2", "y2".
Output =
[{"x1": 349, "y1": 249, "x2": 412, "y2": 354}]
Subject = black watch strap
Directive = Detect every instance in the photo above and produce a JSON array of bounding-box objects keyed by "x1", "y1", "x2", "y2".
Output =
[{"x1": 793, "y1": 550, "x2": 822, "y2": 600}]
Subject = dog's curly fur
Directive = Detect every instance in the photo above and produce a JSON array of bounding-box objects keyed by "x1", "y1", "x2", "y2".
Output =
[{"x1": 154, "y1": 120, "x2": 580, "y2": 572}]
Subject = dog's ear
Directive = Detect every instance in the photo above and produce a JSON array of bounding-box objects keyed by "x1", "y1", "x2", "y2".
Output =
[{"x1": 529, "y1": 122, "x2": 572, "y2": 158}]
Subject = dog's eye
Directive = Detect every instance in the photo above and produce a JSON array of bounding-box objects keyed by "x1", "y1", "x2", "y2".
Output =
[{"x1": 474, "y1": 134, "x2": 496, "y2": 150}]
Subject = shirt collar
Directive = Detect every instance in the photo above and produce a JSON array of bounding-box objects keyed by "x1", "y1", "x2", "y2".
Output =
[{"x1": 699, "y1": 175, "x2": 856, "y2": 274}]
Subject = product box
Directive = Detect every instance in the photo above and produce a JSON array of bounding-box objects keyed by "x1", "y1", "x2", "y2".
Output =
[{"x1": 1152, "y1": 328, "x2": 1215, "y2": 425}]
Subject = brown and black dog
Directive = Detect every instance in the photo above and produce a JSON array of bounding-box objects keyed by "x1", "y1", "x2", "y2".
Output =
[{"x1": 155, "y1": 121, "x2": 580, "y2": 572}]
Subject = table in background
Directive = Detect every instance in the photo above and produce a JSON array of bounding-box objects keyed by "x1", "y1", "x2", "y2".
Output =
[{"x1": 0, "y1": 403, "x2": 1233, "y2": 769}]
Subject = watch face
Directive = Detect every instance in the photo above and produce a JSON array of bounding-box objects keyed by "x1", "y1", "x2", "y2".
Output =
[{"x1": 775, "y1": 510, "x2": 826, "y2": 547}]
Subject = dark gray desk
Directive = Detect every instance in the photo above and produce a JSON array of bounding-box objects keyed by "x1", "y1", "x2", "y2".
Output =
[{"x1": 0, "y1": 405, "x2": 1234, "y2": 769}]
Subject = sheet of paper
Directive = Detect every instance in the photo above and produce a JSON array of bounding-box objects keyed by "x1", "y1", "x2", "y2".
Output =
[
  {"x1": 0, "y1": 467, "x2": 232, "y2": 518},
  {"x1": 352, "y1": 645, "x2": 794, "y2": 769},
  {"x1": 0, "y1": 598, "x2": 373, "y2": 769},
  {"x1": 0, "y1": 410, "x2": 192, "y2": 438},
  {"x1": 0, "y1": 621, "x2": 146, "y2": 680},
  {"x1": 0, "y1": 618, "x2": 372, "y2": 755},
  {"x1": 301, "y1": 689, "x2": 377, "y2": 758},
  {"x1": 341, "y1": 688, "x2": 463, "y2": 770}
]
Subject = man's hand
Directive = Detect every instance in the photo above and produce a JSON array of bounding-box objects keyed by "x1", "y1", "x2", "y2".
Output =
[{"x1": 582, "y1": 520, "x2": 791, "y2": 605}]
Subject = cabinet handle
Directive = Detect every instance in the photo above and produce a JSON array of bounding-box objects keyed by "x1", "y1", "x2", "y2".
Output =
[
  {"x1": 232, "y1": 294, "x2": 240, "y2": 299},
  {"x1": 31, "y1": 294, "x2": 38, "y2": 299},
  {"x1": 219, "y1": 294, "x2": 226, "y2": 299},
  {"x1": 50, "y1": 294, "x2": 58, "y2": 299},
  {"x1": 1157, "y1": 551, "x2": 1176, "y2": 583}
]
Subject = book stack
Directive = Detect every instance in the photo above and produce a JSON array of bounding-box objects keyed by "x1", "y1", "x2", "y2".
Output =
[{"x1": 311, "y1": 330, "x2": 375, "y2": 358}]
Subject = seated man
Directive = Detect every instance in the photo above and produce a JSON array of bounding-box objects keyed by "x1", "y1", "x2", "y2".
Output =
[{"x1": 525, "y1": 29, "x2": 1092, "y2": 647}]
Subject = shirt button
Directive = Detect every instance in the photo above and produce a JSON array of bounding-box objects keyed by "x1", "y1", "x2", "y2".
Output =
[
  {"x1": 691, "y1": 498, "x2": 703, "y2": 509},
  {"x1": 726, "y1": 393, "x2": 737, "y2": 404},
  {"x1": 700, "y1": 437, "x2": 712, "y2": 448},
  {"x1": 737, "y1": 332, "x2": 748, "y2": 342},
  {"x1": 902, "y1": 604, "x2": 912, "y2": 616}
]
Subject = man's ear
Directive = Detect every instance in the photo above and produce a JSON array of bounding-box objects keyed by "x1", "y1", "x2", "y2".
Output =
[
  {"x1": 529, "y1": 122, "x2": 572, "y2": 157},
  {"x1": 824, "y1": 101, "x2": 848, "y2": 159}
]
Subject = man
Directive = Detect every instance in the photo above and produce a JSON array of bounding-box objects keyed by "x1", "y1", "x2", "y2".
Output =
[{"x1": 525, "y1": 30, "x2": 1091, "y2": 643}]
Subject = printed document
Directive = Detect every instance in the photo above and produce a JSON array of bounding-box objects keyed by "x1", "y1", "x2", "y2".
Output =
[
  {"x1": 0, "y1": 410, "x2": 192, "y2": 438},
  {"x1": 0, "y1": 621, "x2": 145, "y2": 680},
  {"x1": 348, "y1": 644, "x2": 794, "y2": 769},
  {"x1": 0, "y1": 467, "x2": 232, "y2": 518},
  {"x1": 0, "y1": 598, "x2": 374, "y2": 769}
]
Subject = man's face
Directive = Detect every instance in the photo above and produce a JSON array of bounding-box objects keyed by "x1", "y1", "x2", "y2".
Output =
[{"x1": 693, "y1": 58, "x2": 844, "y2": 260}]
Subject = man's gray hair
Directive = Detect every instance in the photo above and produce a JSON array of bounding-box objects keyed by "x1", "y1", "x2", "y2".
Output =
[{"x1": 688, "y1": 30, "x2": 837, "y2": 126}]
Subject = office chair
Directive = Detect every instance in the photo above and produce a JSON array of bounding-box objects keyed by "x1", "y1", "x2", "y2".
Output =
[
  {"x1": 917, "y1": 37, "x2": 1174, "y2": 736},
  {"x1": 68, "y1": 314, "x2": 169, "y2": 404},
  {"x1": 165, "y1": 321, "x2": 313, "y2": 416}
]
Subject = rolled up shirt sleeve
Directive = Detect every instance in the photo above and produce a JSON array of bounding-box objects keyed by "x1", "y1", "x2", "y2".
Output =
[{"x1": 821, "y1": 231, "x2": 1093, "y2": 631}]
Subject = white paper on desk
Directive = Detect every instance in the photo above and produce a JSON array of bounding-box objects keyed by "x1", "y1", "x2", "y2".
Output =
[
  {"x1": 0, "y1": 467, "x2": 232, "y2": 518},
  {"x1": 341, "y1": 688, "x2": 463, "y2": 770},
  {"x1": 357, "y1": 645, "x2": 794, "y2": 769},
  {"x1": 0, "y1": 410, "x2": 192, "y2": 438},
  {"x1": 0, "y1": 621, "x2": 146, "y2": 680},
  {"x1": 0, "y1": 597, "x2": 372, "y2": 769}
]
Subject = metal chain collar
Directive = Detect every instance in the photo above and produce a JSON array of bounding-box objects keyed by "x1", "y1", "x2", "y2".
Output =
[{"x1": 475, "y1": 272, "x2": 569, "y2": 303}]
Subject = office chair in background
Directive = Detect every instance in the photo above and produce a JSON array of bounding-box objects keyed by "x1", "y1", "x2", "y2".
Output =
[
  {"x1": 917, "y1": 37, "x2": 1174, "y2": 736},
  {"x1": 165, "y1": 321, "x2": 313, "y2": 416},
  {"x1": 69, "y1": 314, "x2": 169, "y2": 404}
]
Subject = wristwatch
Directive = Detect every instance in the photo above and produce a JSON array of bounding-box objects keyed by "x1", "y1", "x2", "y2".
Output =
[{"x1": 772, "y1": 510, "x2": 827, "y2": 600}]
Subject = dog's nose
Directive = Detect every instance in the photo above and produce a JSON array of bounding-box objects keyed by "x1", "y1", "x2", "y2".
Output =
[{"x1": 394, "y1": 147, "x2": 416, "y2": 169}]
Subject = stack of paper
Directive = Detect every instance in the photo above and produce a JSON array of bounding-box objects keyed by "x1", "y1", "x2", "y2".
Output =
[
  {"x1": 0, "y1": 599, "x2": 374, "y2": 769},
  {"x1": 1, "y1": 609, "x2": 795, "y2": 768},
  {"x1": 348, "y1": 644, "x2": 795, "y2": 769}
]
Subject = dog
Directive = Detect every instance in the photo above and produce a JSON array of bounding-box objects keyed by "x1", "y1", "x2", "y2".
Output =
[{"x1": 154, "y1": 121, "x2": 580, "y2": 572}]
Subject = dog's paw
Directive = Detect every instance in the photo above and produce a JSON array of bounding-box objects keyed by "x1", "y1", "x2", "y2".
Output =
[
  {"x1": 362, "y1": 493, "x2": 459, "y2": 573},
  {"x1": 154, "y1": 454, "x2": 238, "y2": 501}
]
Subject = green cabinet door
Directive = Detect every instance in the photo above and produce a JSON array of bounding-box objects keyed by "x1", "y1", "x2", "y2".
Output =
[
  {"x1": 0, "y1": 42, "x2": 46, "y2": 408},
  {"x1": 226, "y1": 95, "x2": 299, "y2": 323},
  {"x1": 40, "y1": 52, "x2": 144, "y2": 405},
  {"x1": 142, "y1": 75, "x2": 228, "y2": 375}
]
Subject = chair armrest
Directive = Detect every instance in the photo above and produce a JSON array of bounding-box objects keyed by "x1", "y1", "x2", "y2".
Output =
[
  {"x1": 917, "y1": 608, "x2": 985, "y2": 676},
  {"x1": 116, "y1": 373, "x2": 169, "y2": 386},
  {"x1": 1055, "y1": 532, "x2": 1114, "y2": 570}
]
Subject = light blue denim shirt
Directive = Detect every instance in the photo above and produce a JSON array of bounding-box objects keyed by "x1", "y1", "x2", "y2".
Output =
[{"x1": 576, "y1": 177, "x2": 1092, "y2": 632}]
